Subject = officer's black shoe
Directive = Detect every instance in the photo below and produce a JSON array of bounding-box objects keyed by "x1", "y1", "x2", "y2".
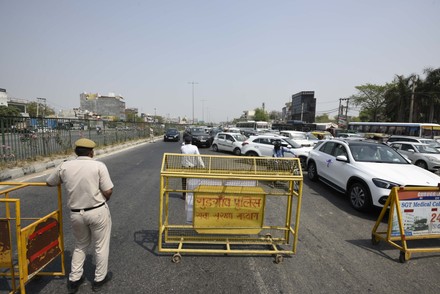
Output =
[
  {"x1": 92, "y1": 272, "x2": 113, "y2": 292},
  {"x1": 67, "y1": 275, "x2": 85, "y2": 294}
]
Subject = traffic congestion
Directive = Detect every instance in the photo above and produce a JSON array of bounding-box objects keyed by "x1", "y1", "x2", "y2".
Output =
[{"x1": 1, "y1": 122, "x2": 440, "y2": 293}]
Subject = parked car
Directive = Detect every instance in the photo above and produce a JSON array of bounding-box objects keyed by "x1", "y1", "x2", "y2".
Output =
[
  {"x1": 188, "y1": 127, "x2": 211, "y2": 148},
  {"x1": 208, "y1": 127, "x2": 223, "y2": 146},
  {"x1": 241, "y1": 134, "x2": 312, "y2": 167},
  {"x1": 211, "y1": 132, "x2": 247, "y2": 155},
  {"x1": 163, "y1": 128, "x2": 180, "y2": 142},
  {"x1": 389, "y1": 142, "x2": 440, "y2": 172},
  {"x1": 306, "y1": 140, "x2": 440, "y2": 211},
  {"x1": 336, "y1": 133, "x2": 364, "y2": 141},
  {"x1": 386, "y1": 135, "x2": 440, "y2": 151},
  {"x1": 279, "y1": 130, "x2": 316, "y2": 146}
]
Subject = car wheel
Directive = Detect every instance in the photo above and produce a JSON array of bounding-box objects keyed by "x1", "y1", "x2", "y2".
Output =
[
  {"x1": 246, "y1": 151, "x2": 258, "y2": 156},
  {"x1": 212, "y1": 144, "x2": 219, "y2": 152},
  {"x1": 415, "y1": 160, "x2": 428, "y2": 170},
  {"x1": 307, "y1": 161, "x2": 319, "y2": 181},
  {"x1": 233, "y1": 148, "x2": 241, "y2": 156},
  {"x1": 348, "y1": 182, "x2": 372, "y2": 211}
]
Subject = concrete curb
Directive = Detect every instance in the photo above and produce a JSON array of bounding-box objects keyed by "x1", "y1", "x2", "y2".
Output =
[{"x1": 0, "y1": 139, "x2": 150, "y2": 182}]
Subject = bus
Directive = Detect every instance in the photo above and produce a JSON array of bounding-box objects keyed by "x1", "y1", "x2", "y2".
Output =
[
  {"x1": 272, "y1": 120, "x2": 316, "y2": 132},
  {"x1": 236, "y1": 121, "x2": 270, "y2": 132},
  {"x1": 347, "y1": 122, "x2": 440, "y2": 138}
]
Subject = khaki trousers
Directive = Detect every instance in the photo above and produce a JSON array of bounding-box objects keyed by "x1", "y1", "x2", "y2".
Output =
[{"x1": 69, "y1": 204, "x2": 112, "y2": 283}]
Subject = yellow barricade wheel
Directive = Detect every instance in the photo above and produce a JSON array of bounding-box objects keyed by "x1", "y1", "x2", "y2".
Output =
[
  {"x1": 275, "y1": 254, "x2": 283, "y2": 264},
  {"x1": 172, "y1": 253, "x2": 182, "y2": 263}
]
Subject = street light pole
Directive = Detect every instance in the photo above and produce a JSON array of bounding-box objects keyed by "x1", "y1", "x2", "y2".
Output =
[
  {"x1": 37, "y1": 97, "x2": 46, "y2": 117},
  {"x1": 188, "y1": 81, "x2": 198, "y2": 124},
  {"x1": 201, "y1": 99, "x2": 207, "y2": 123}
]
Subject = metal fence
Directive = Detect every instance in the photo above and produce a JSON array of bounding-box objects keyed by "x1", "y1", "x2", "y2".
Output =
[{"x1": 0, "y1": 116, "x2": 181, "y2": 168}]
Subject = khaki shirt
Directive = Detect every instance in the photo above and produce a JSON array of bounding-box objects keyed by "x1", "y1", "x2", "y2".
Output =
[{"x1": 46, "y1": 157, "x2": 114, "y2": 210}]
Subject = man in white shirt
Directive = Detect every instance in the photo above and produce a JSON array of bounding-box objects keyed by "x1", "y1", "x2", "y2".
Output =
[{"x1": 180, "y1": 136, "x2": 205, "y2": 199}]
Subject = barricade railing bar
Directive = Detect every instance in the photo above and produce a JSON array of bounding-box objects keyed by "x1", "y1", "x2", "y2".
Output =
[
  {"x1": 159, "y1": 153, "x2": 303, "y2": 264},
  {"x1": 0, "y1": 182, "x2": 65, "y2": 294}
]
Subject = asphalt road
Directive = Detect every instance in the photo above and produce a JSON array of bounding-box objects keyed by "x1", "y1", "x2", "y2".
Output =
[{"x1": 2, "y1": 139, "x2": 440, "y2": 294}]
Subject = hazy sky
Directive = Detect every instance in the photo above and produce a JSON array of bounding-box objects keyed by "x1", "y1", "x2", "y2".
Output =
[{"x1": 1, "y1": 0, "x2": 439, "y2": 123}]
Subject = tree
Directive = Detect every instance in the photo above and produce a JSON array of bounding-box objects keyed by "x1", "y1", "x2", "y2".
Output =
[
  {"x1": 27, "y1": 101, "x2": 55, "y2": 117},
  {"x1": 383, "y1": 75, "x2": 413, "y2": 122},
  {"x1": 268, "y1": 110, "x2": 282, "y2": 121},
  {"x1": 254, "y1": 108, "x2": 268, "y2": 121},
  {"x1": 315, "y1": 113, "x2": 333, "y2": 123},
  {"x1": 350, "y1": 84, "x2": 391, "y2": 121},
  {"x1": 420, "y1": 67, "x2": 440, "y2": 122},
  {"x1": 0, "y1": 105, "x2": 21, "y2": 117}
]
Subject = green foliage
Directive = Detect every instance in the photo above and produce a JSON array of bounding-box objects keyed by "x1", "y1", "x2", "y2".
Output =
[
  {"x1": 353, "y1": 67, "x2": 440, "y2": 123},
  {"x1": 0, "y1": 105, "x2": 21, "y2": 117},
  {"x1": 350, "y1": 83, "x2": 391, "y2": 121},
  {"x1": 315, "y1": 113, "x2": 333, "y2": 123},
  {"x1": 254, "y1": 108, "x2": 268, "y2": 121},
  {"x1": 26, "y1": 101, "x2": 55, "y2": 117}
]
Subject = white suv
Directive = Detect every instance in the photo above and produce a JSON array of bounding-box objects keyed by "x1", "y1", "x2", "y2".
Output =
[
  {"x1": 306, "y1": 139, "x2": 440, "y2": 211},
  {"x1": 211, "y1": 132, "x2": 247, "y2": 156},
  {"x1": 241, "y1": 134, "x2": 312, "y2": 167}
]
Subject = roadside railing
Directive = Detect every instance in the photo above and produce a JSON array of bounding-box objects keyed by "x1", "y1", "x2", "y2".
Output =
[{"x1": 0, "y1": 116, "x2": 181, "y2": 169}]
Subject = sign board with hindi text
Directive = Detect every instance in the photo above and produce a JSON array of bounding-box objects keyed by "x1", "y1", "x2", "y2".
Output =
[{"x1": 193, "y1": 185, "x2": 265, "y2": 234}]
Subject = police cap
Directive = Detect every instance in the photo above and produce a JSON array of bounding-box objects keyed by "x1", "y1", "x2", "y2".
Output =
[{"x1": 75, "y1": 138, "x2": 96, "y2": 149}]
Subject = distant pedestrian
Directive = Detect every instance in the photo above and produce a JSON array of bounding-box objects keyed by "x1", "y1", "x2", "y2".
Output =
[
  {"x1": 150, "y1": 127, "x2": 155, "y2": 143},
  {"x1": 273, "y1": 139, "x2": 296, "y2": 158},
  {"x1": 180, "y1": 136, "x2": 205, "y2": 200},
  {"x1": 46, "y1": 138, "x2": 114, "y2": 293}
]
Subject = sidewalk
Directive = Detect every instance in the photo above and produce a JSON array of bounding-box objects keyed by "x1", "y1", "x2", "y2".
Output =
[{"x1": 0, "y1": 139, "x2": 150, "y2": 182}]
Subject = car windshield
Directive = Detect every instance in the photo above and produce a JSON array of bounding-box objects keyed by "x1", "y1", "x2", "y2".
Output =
[
  {"x1": 291, "y1": 133, "x2": 307, "y2": 140},
  {"x1": 419, "y1": 139, "x2": 440, "y2": 148},
  {"x1": 166, "y1": 129, "x2": 178, "y2": 134},
  {"x1": 415, "y1": 144, "x2": 440, "y2": 154},
  {"x1": 283, "y1": 138, "x2": 302, "y2": 148},
  {"x1": 232, "y1": 134, "x2": 247, "y2": 141},
  {"x1": 349, "y1": 143, "x2": 408, "y2": 163},
  {"x1": 191, "y1": 127, "x2": 205, "y2": 133}
]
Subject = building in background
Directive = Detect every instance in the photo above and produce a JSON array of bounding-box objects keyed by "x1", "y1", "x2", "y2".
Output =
[
  {"x1": 291, "y1": 91, "x2": 316, "y2": 123},
  {"x1": 80, "y1": 92, "x2": 126, "y2": 121},
  {"x1": 282, "y1": 101, "x2": 292, "y2": 121},
  {"x1": 0, "y1": 88, "x2": 7, "y2": 107}
]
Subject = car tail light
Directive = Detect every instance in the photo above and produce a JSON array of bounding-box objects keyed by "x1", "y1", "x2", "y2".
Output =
[{"x1": 242, "y1": 142, "x2": 249, "y2": 146}]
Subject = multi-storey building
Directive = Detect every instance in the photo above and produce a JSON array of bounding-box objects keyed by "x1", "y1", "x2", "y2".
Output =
[
  {"x1": 290, "y1": 91, "x2": 316, "y2": 123},
  {"x1": 80, "y1": 92, "x2": 126, "y2": 121}
]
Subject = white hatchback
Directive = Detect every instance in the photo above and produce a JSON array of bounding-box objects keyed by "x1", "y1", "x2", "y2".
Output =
[
  {"x1": 241, "y1": 134, "x2": 313, "y2": 167},
  {"x1": 279, "y1": 130, "x2": 316, "y2": 147},
  {"x1": 211, "y1": 132, "x2": 247, "y2": 156}
]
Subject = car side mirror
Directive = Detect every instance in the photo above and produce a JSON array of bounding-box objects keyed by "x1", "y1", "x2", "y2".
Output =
[
  {"x1": 408, "y1": 149, "x2": 415, "y2": 152},
  {"x1": 336, "y1": 155, "x2": 348, "y2": 162}
]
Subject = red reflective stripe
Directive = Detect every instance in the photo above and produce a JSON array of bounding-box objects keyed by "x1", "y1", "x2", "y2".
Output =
[
  {"x1": 29, "y1": 221, "x2": 57, "y2": 240},
  {"x1": 29, "y1": 239, "x2": 59, "y2": 263},
  {"x1": 404, "y1": 209, "x2": 413, "y2": 213}
]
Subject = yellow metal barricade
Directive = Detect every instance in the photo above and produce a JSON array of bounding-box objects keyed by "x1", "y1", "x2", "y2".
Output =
[
  {"x1": 159, "y1": 153, "x2": 303, "y2": 263},
  {"x1": 372, "y1": 185, "x2": 440, "y2": 263},
  {"x1": 0, "y1": 182, "x2": 65, "y2": 294}
]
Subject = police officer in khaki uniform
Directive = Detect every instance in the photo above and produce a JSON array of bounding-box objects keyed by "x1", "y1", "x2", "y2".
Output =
[{"x1": 46, "y1": 138, "x2": 114, "y2": 293}]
